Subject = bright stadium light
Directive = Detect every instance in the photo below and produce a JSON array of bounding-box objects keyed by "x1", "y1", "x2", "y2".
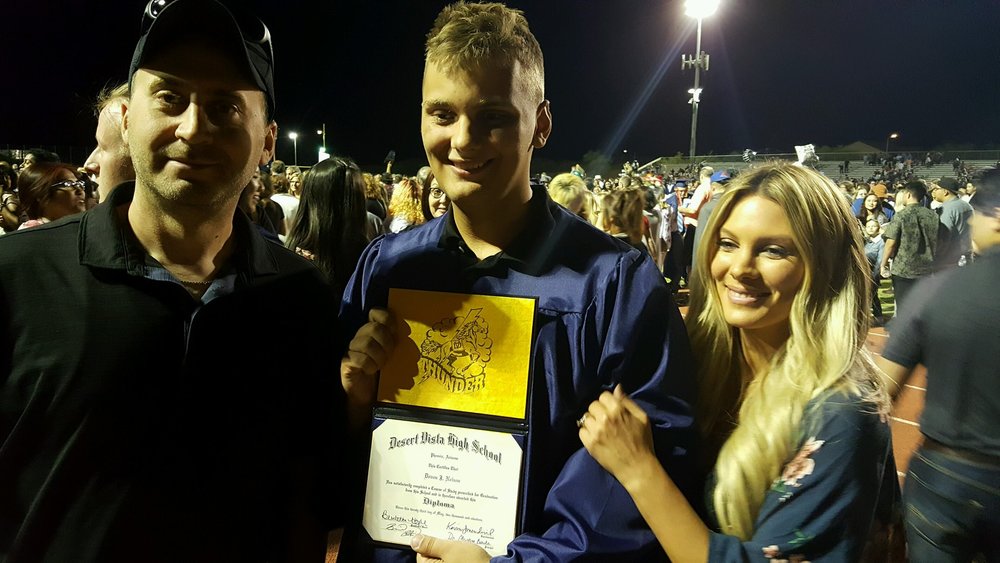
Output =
[{"x1": 684, "y1": 0, "x2": 720, "y2": 20}]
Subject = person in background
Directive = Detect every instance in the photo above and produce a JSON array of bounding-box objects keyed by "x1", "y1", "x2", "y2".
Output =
[
  {"x1": 930, "y1": 177, "x2": 973, "y2": 268},
  {"x1": 876, "y1": 168, "x2": 1000, "y2": 562},
  {"x1": 580, "y1": 163, "x2": 899, "y2": 562},
  {"x1": 852, "y1": 183, "x2": 878, "y2": 216},
  {"x1": 84, "y1": 82, "x2": 135, "y2": 202},
  {"x1": 363, "y1": 172, "x2": 388, "y2": 221},
  {"x1": 642, "y1": 189, "x2": 663, "y2": 269},
  {"x1": 420, "y1": 171, "x2": 450, "y2": 222},
  {"x1": 270, "y1": 161, "x2": 299, "y2": 233},
  {"x1": 270, "y1": 159, "x2": 288, "y2": 193},
  {"x1": 961, "y1": 182, "x2": 976, "y2": 203},
  {"x1": 271, "y1": 159, "x2": 286, "y2": 178},
  {"x1": 662, "y1": 182, "x2": 687, "y2": 292},
  {"x1": 19, "y1": 152, "x2": 37, "y2": 171},
  {"x1": 0, "y1": 162, "x2": 22, "y2": 233},
  {"x1": 839, "y1": 180, "x2": 856, "y2": 202},
  {"x1": 601, "y1": 187, "x2": 647, "y2": 254},
  {"x1": 864, "y1": 218, "x2": 887, "y2": 325},
  {"x1": 285, "y1": 156, "x2": 372, "y2": 299},
  {"x1": 386, "y1": 177, "x2": 424, "y2": 233},
  {"x1": 256, "y1": 166, "x2": 285, "y2": 237},
  {"x1": 871, "y1": 183, "x2": 895, "y2": 217},
  {"x1": 547, "y1": 172, "x2": 590, "y2": 221},
  {"x1": 678, "y1": 166, "x2": 714, "y2": 278},
  {"x1": 415, "y1": 165, "x2": 432, "y2": 191},
  {"x1": 691, "y1": 180, "x2": 729, "y2": 271},
  {"x1": 236, "y1": 167, "x2": 279, "y2": 241},
  {"x1": 880, "y1": 180, "x2": 939, "y2": 314},
  {"x1": 857, "y1": 192, "x2": 892, "y2": 229},
  {"x1": 287, "y1": 165, "x2": 303, "y2": 195},
  {"x1": 18, "y1": 149, "x2": 60, "y2": 172},
  {"x1": 655, "y1": 188, "x2": 679, "y2": 285},
  {"x1": 15, "y1": 162, "x2": 87, "y2": 229}
]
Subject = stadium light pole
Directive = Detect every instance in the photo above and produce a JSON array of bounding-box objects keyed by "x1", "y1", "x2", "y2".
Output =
[
  {"x1": 316, "y1": 124, "x2": 329, "y2": 163},
  {"x1": 682, "y1": 0, "x2": 719, "y2": 162},
  {"x1": 316, "y1": 123, "x2": 327, "y2": 149},
  {"x1": 885, "y1": 132, "x2": 899, "y2": 155},
  {"x1": 288, "y1": 132, "x2": 299, "y2": 166}
]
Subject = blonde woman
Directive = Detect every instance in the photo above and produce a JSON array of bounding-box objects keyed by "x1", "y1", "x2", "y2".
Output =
[
  {"x1": 386, "y1": 177, "x2": 425, "y2": 233},
  {"x1": 580, "y1": 163, "x2": 899, "y2": 562},
  {"x1": 547, "y1": 172, "x2": 590, "y2": 221}
]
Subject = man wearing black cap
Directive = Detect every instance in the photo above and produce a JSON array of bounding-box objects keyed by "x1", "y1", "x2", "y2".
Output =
[
  {"x1": 877, "y1": 169, "x2": 1000, "y2": 562},
  {"x1": 930, "y1": 176, "x2": 974, "y2": 268},
  {"x1": 0, "y1": 1, "x2": 351, "y2": 561}
]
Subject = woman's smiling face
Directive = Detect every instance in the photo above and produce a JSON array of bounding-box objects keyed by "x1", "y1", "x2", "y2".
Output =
[{"x1": 710, "y1": 195, "x2": 805, "y2": 344}]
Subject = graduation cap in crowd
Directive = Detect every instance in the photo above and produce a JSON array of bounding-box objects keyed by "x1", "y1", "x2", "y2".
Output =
[{"x1": 710, "y1": 170, "x2": 730, "y2": 183}]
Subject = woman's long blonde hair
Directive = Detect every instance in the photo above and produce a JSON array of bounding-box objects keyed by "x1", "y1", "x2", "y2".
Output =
[
  {"x1": 686, "y1": 162, "x2": 887, "y2": 539},
  {"x1": 387, "y1": 178, "x2": 425, "y2": 227}
]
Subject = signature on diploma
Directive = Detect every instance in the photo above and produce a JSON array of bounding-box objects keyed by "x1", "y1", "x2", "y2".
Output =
[
  {"x1": 381, "y1": 511, "x2": 428, "y2": 537},
  {"x1": 445, "y1": 521, "x2": 495, "y2": 540}
]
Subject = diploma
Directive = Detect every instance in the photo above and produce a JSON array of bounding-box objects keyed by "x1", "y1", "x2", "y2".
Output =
[{"x1": 363, "y1": 417, "x2": 524, "y2": 556}]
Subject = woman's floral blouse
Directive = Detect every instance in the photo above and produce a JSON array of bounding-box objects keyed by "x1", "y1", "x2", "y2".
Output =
[{"x1": 707, "y1": 396, "x2": 901, "y2": 562}]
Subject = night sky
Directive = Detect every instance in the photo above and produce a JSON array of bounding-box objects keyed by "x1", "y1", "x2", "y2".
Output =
[{"x1": 5, "y1": 0, "x2": 999, "y2": 170}]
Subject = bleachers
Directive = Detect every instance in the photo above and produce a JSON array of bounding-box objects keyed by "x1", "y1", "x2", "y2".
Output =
[{"x1": 691, "y1": 159, "x2": 996, "y2": 182}]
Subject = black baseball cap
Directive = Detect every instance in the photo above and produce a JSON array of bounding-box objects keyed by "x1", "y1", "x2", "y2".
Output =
[
  {"x1": 935, "y1": 177, "x2": 961, "y2": 193},
  {"x1": 129, "y1": 0, "x2": 275, "y2": 119}
]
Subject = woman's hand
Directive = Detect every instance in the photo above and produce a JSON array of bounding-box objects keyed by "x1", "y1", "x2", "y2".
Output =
[
  {"x1": 411, "y1": 534, "x2": 491, "y2": 563},
  {"x1": 581, "y1": 386, "x2": 711, "y2": 563},
  {"x1": 578, "y1": 385, "x2": 659, "y2": 491}
]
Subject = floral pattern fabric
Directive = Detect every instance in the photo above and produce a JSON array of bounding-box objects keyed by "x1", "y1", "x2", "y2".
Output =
[{"x1": 707, "y1": 396, "x2": 900, "y2": 562}]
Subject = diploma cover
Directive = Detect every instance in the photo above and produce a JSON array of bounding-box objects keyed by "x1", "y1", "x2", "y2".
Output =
[{"x1": 362, "y1": 288, "x2": 536, "y2": 555}]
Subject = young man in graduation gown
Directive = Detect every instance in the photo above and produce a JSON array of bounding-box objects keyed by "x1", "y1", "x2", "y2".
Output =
[{"x1": 339, "y1": 3, "x2": 698, "y2": 562}]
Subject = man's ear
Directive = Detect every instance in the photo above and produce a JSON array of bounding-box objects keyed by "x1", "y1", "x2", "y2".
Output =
[
  {"x1": 121, "y1": 101, "x2": 130, "y2": 144},
  {"x1": 532, "y1": 100, "x2": 552, "y2": 149},
  {"x1": 259, "y1": 120, "x2": 277, "y2": 166}
]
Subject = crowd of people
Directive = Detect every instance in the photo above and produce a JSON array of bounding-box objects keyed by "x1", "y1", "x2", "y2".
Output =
[{"x1": 2, "y1": 1, "x2": 999, "y2": 562}]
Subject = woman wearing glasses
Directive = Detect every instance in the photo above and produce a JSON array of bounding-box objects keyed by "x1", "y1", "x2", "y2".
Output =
[
  {"x1": 16, "y1": 162, "x2": 88, "y2": 229},
  {"x1": 420, "y1": 172, "x2": 451, "y2": 222}
]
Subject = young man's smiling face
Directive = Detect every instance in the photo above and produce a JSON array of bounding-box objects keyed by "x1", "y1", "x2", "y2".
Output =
[{"x1": 420, "y1": 59, "x2": 551, "y2": 211}]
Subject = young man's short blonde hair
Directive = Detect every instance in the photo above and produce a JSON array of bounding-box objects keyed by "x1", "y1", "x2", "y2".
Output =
[{"x1": 425, "y1": 1, "x2": 545, "y2": 103}]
